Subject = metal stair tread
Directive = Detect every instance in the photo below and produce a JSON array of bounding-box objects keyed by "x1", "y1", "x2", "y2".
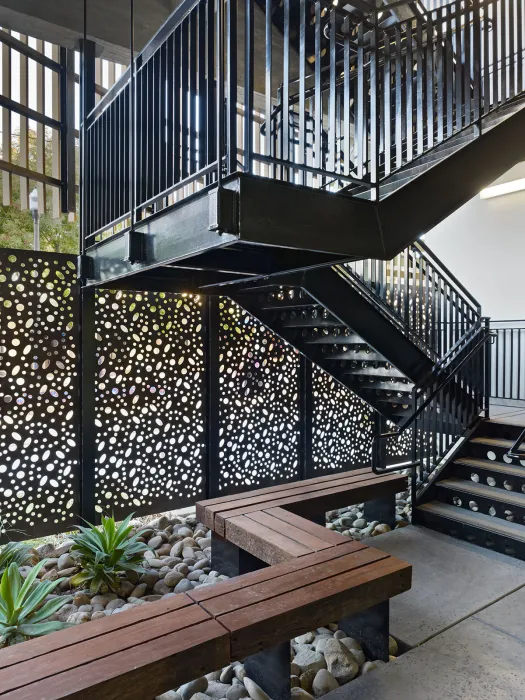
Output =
[
  {"x1": 455, "y1": 456, "x2": 525, "y2": 478},
  {"x1": 436, "y1": 477, "x2": 525, "y2": 508},
  {"x1": 417, "y1": 501, "x2": 525, "y2": 543},
  {"x1": 471, "y1": 436, "x2": 515, "y2": 449}
]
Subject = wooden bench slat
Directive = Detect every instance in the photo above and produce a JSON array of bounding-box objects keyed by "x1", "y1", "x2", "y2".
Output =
[
  {"x1": 215, "y1": 473, "x2": 407, "y2": 536},
  {"x1": 0, "y1": 604, "x2": 211, "y2": 694},
  {"x1": 195, "y1": 467, "x2": 372, "y2": 519},
  {"x1": 202, "y1": 470, "x2": 393, "y2": 530},
  {"x1": 0, "y1": 591, "x2": 194, "y2": 671},
  {"x1": 2, "y1": 619, "x2": 230, "y2": 700},
  {"x1": 188, "y1": 540, "x2": 368, "y2": 604},
  {"x1": 225, "y1": 515, "x2": 315, "y2": 563},
  {"x1": 244, "y1": 510, "x2": 335, "y2": 553},
  {"x1": 263, "y1": 507, "x2": 349, "y2": 545},
  {"x1": 220, "y1": 558, "x2": 412, "y2": 659},
  {"x1": 198, "y1": 548, "x2": 390, "y2": 617}
]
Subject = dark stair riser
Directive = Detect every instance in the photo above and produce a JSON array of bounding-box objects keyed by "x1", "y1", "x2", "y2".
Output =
[
  {"x1": 450, "y1": 461, "x2": 525, "y2": 494},
  {"x1": 415, "y1": 507, "x2": 525, "y2": 561},
  {"x1": 432, "y1": 484, "x2": 525, "y2": 528},
  {"x1": 468, "y1": 441, "x2": 522, "y2": 464}
]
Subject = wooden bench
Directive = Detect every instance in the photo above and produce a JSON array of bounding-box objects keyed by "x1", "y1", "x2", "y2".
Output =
[
  {"x1": 196, "y1": 467, "x2": 407, "y2": 573},
  {"x1": 0, "y1": 544, "x2": 411, "y2": 700},
  {"x1": 0, "y1": 469, "x2": 411, "y2": 700}
]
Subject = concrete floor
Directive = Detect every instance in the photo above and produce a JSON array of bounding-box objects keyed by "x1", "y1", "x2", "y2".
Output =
[
  {"x1": 489, "y1": 403, "x2": 525, "y2": 426},
  {"x1": 324, "y1": 525, "x2": 525, "y2": 699}
]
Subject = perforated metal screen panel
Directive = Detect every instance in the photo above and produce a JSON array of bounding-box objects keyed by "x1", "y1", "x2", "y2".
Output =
[
  {"x1": 0, "y1": 251, "x2": 398, "y2": 536},
  {"x1": 93, "y1": 290, "x2": 207, "y2": 519},
  {"x1": 0, "y1": 250, "x2": 79, "y2": 538},
  {"x1": 218, "y1": 298, "x2": 300, "y2": 493},
  {"x1": 311, "y1": 365, "x2": 374, "y2": 473}
]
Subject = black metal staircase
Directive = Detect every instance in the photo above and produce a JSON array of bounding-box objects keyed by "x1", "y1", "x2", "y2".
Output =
[
  {"x1": 79, "y1": 0, "x2": 525, "y2": 288},
  {"x1": 416, "y1": 419, "x2": 525, "y2": 561}
]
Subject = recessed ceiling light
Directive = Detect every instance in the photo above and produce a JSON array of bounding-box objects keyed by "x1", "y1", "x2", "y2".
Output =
[{"x1": 480, "y1": 177, "x2": 525, "y2": 199}]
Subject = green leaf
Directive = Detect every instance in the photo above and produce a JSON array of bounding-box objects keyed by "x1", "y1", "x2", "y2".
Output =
[
  {"x1": 1, "y1": 564, "x2": 18, "y2": 616},
  {"x1": 16, "y1": 560, "x2": 47, "y2": 608},
  {"x1": 27, "y1": 596, "x2": 72, "y2": 624},
  {"x1": 69, "y1": 571, "x2": 91, "y2": 587},
  {"x1": 17, "y1": 621, "x2": 67, "y2": 637}
]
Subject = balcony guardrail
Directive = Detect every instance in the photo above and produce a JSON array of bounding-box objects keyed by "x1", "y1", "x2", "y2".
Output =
[{"x1": 82, "y1": 0, "x2": 525, "y2": 248}]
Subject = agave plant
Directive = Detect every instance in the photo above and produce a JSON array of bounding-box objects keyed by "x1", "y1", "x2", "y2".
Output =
[
  {"x1": 0, "y1": 542, "x2": 33, "y2": 575},
  {"x1": 0, "y1": 560, "x2": 71, "y2": 647},
  {"x1": 70, "y1": 514, "x2": 149, "y2": 594}
]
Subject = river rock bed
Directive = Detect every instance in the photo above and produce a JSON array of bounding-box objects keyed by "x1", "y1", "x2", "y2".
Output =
[
  {"x1": 326, "y1": 488, "x2": 411, "y2": 539},
  {"x1": 156, "y1": 626, "x2": 398, "y2": 700}
]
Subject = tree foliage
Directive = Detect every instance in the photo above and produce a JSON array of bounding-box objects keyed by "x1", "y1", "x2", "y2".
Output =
[{"x1": 0, "y1": 129, "x2": 79, "y2": 254}]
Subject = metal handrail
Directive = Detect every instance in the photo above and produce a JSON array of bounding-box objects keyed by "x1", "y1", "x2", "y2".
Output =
[
  {"x1": 371, "y1": 325, "x2": 494, "y2": 474},
  {"x1": 507, "y1": 429, "x2": 525, "y2": 459}
]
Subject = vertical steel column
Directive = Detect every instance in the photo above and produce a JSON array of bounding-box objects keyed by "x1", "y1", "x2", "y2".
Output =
[
  {"x1": 365, "y1": 415, "x2": 395, "y2": 529},
  {"x1": 339, "y1": 601, "x2": 390, "y2": 662},
  {"x1": 61, "y1": 47, "x2": 79, "y2": 216},
  {"x1": 206, "y1": 296, "x2": 221, "y2": 499},
  {"x1": 80, "y1": 287, "x2": 98, "y2": 524},
  {"x1": 79, "y1": 39, "x2": 96, "y2": 250},
  {"x1": 299, "y1": 355, "x2": 313, "y2": 481}
]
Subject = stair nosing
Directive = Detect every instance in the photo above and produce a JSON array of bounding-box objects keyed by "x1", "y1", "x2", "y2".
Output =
[
  {"x1": 417, "y1": 501, "x2": 525, "y2": 542},
  {"x1": 436, "y1": 477, "x2": 525, "y2": 508}
]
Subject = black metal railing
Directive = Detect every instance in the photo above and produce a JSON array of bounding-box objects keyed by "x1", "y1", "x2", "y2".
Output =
[
  {"x1": 490, "y1": 320, "x2": 525, "y2": 404},
  {"x1": 372, "y1": 318, "x2": 492, "y2": 505},
  {"x1": 343, "y1": 239, "x2": 481, "y2": 360},
  {"x1": 82, "y1": 0, "x2": 525, "y2": 246}
]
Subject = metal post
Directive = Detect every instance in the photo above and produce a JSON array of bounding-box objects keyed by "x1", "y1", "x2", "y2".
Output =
[
  {"x1": 484, "y1": 316, "x2": 491, "y2": 419},
  {"x1": 298, "y1": 355, "x2": 312, "y2": 481},
  {"x1": 339, "y1": 601, "x2": 390, "y2": 662},
  {"x1": 29, "y1": 187, "x2": 40, "y2": 250},
  {"x1": 80, "y1": 287, "x2": 98, "y2": 524},
  {"x1": 206, "y1": 296, "x2": 221, "y2": 499},
  {"x1": 60, "y1": 47, "x2": 77, "y2": 216},
  {"x1": 79, "y1": 35, "x2": 96, "y2": 252}
]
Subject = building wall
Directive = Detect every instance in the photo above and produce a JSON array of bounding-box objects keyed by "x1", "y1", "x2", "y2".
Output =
[{"x1": 424, "y1": 161, "x2": 525, "y2": 321}]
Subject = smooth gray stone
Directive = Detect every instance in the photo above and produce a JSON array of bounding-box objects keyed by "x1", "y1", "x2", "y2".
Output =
[{"x1": 370, "y1": 525, "x2": 525, "y2": 647}]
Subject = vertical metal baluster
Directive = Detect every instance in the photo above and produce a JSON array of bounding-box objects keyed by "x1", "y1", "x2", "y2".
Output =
[
  {"x1": 282, "y1": 0, "x2": 289, "y2": 179},
  {"x1": 174, "y1": 26, "x2": 181, "y2": 186},
  {"x1": 517, "y1": 0, "x2": 523, "y2": 93},
  {"x1": 265, "y1": 0, "x2": 272, "y2": 176},
  {"x1": 418, "y1": 253, "x2": 423, "y2": 338},
  {"x1": 510, "y1": 327, "x2": 515, "y2": 399},
  {"x1": 299, "y1": 0, "x2": 306, "y2": 185},
  {"x1": 370, "y1": 12, "x2": 379, "y2": 194},
  {"x1": 416, "y1": 18, "x2": 424, "y2": 155},
  {"x1": 454, "y1": 0, "x2": 463, "y2": 131},
  {"x1": 509, "y1": 0, "x2": 516, "y2": 97},
  {"x1": 445, "y1": 6, "x2": 454, "y2": 136},
  {"x1": 425, "y1": 261, "x2": 431, "y2": 348},
  {"x1": 197, "y1": 4, "x2": 206, "y2": 174},
  {"x1": 395, "y1": 25, "x2": 403, "y2": 169},
  {"x1": 463, "y1": 0, "x2": 471, "y2": 126},
  {"x1": 356, "y1": 23, "x2": 368, "y2": 179},
  {"x1": 344, "y1": 17, "x2": 350, "y2": 177},
  {"x1": 245, "y1": 0, "x2": 254, "y2": 174},
  {"x1": 315, "y1": 2, "x2": 322, "y2": 177},
  {"x1": 436, "y1": 8, "x2": 444, "y2": 143},
  {"x1": 483, "y1": 0, "x2": 491, "y2": 115},
  {"x1": 518, "y1": 328, "x2": 522, "y2": 400},
  {"x1": 492, "y1": 0, "x2": 499, "y2": 105},
  {"x1": 383, "y1": 30, "x2": 391, "y2": 178},
  {"x1": 472, "y1": 0, "x2": 481, "y2": 130},
  {"x1": 426, "y1": 11, "x2": 434, "y2": 149},
  {"x1": 406, "y1": 21, "x2": 413, "y2": 164},
  {"x1": 328, "y1": 7, "x2": 336, "y2": 175},
  {"x1": 501, "y1": 0, "x2": 507, "y2": 102},
  {"x1": 189, "y1": 11, "x2": 197, "y2": 178},
  {"x1": 181, "y1": 19, "x2": 189, "y2": 180},
  {"x1": 205, "y1": 3, "x2": 214, "y2": 180},
  {"x1": 404, "y1": 247, "x2": 410, "y2": 327},
  {"x1": 166, "y1": 35, "x2": 174, "y2": 189},
  {"x1": 227, "y1": 0, "x2": 237, "y2": 176}
]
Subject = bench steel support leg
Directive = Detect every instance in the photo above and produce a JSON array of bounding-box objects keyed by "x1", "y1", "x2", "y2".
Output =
[
  {"x1": 211, "y1": 532, "x2": 268, "y2": 577},
  {"x1": 339, "y1": 600, "x2": 389, "y2": 662},
  {"x1": 363, "y1": 494, "x2": 396, "y2": 530},
  {"x1": 244, "y1": 641, "x2": 291, "y2": 700}
]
